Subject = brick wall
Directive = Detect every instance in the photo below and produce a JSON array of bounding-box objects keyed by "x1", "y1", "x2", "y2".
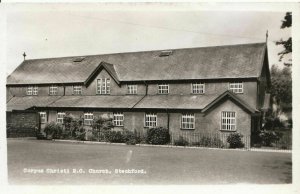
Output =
[{"x1": 7, "y1": 111, "x2": 39, "y2": 137}]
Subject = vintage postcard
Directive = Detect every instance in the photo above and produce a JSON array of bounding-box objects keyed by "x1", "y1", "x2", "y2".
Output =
[{"x1": 1, "y1": 2, "x2": 299, "y2": 194}]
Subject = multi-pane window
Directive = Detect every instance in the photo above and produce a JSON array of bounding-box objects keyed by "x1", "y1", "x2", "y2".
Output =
[
  {"x1": 221, "y1": 111, "x2": 236, "y2": 131},
  {"x1": 229, "y1": 82, "x2": 243, "y2": 93},
  {"x1": 158, "y1": 84, "x2": 169, "y2": 94},
  {"x1": 33, "y1": 86, "x2": 38, "y2": 95},
  {"x1": 27, "y1": 86, "x2": 38, "y2": 95},
  {"x1": 113, "y1": 112, "x2": 124, "y2": 126},
  {"x1": 84, "y1": 113, "x2": 93, "y2": 126},
  {"x1": 39, "y1": 112, "x2": 47, "y2": 123},
  {"x1": 127, "y1": 85, "x2": 137, "y2": 94},
  {"x1": 191, "y1": 83, "x2": 205, "y2": 94},
  {"x1": 57, "y1": 112, "x2": 65, "y2": 124},
  {"x1": 145, "y1": 113, "x2": 157, "y2": 128},
  {"x1": 97, "y1": 78, "x2": 110, "y2": 94},
  {"x1": 73, "y1": 85, "x2": 82, "y2": 95},
  {"x1": 181, "y1": 113, "x2": 195, "y2": 129},
  {"x1": 49, "y1": 85, "x2": 58, "y2": 95}
]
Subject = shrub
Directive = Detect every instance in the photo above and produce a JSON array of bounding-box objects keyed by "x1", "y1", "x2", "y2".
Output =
[
  {"x1": 75, "y1": 126, "x2": 86, "y2": 141},
  {"x1": 91, "y1": 117, "x2": 114, "y2": 141},
  {"x1": 174, "y1": 136, "x2": 189, "y2": 146},
  {"x1": 227, "y1": 133, "x2": 244, "y2": 148},
  {"x1": 146, "y1": 127, "x2": 170, "y2": 145},
  {"x1": 44, "y1": 122, "x2": 63, "y2": 139},
  {"x1": 123, "y1": 130, "x2": 139, "y2": 145},
  {"x1": 107, "y1": 131, "x2": 124, "y2": 143},
  {"x1": 259, "y1": 130, "x2": 282, "y2": 146}
]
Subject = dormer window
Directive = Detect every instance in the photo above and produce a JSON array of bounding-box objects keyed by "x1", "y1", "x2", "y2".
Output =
[
  {"x1": 158, "y1": 84, "x2": 169, "y2": 94},
  {"x1": 73, "y1": 57, "x2": 85, "y2": 62},
  {"x1": 97, "y1": 78, "x2": 110, "y2": 95},
  {"x1": 27, "y1": 86, "x2": 38, "y2": 96},
  {"x1": 73, "y1": 85, "x2": 82, "y2": 95},
  {"x1": 229, "y1": 82, "x2": 243, "y2": 93},
  {"x1": 159, "y1": 50, "x2": 173, "y2": 57}
]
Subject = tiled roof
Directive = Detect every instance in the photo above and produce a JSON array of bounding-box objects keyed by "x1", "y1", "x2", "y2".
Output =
[
  {"x1": 7, "y1": 42, "x2": 267, "y2": 85},
  {"x1": 202, "y1": 91, "x2": 258, "y2": 114},
  {"x1": 6, "y1": 92, "x2": 258, "y2": 113},
  {"x1": 6, "y1": 96, "x2": 62, "y2": 112},
  {"x1": 133, "y1": 94, "x2": 219, "y2": 110},
  {"x1": 47, "y1": 95, "x2": 144, "y2": 109}
]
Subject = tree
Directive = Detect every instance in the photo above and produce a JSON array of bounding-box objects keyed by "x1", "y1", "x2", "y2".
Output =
[
  {"x1": 276, "y1": 12, "x2": 292, "y2": 66},
  {"x1": 270, "y1": 65, "x2": 292, "y2": 105}
]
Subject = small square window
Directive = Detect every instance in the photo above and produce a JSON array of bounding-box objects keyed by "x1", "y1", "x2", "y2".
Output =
[
  {"x1": 27, "y1": 86, "x2": 38, "y2": 95},
  {"x1": 127, "y1": 85, "x2": 137, "y2": 94},
  {"x1": 73, "y1": 85, "x2": 82, "y2": 95},
  {"x1": 49, "y1": 85, "x2": 58, "y2": 95},
  {"x1": 191, "y1": 83, "x2": 205, "y2": 94},
  {"x1": 229, "y1": 82, "x2": 243, "y2": 93},
  {"x1": 158, "y1": 84, "x2": 169, "y2": 94}
]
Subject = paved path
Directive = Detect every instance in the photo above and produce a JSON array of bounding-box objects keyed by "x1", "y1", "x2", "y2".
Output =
[{"x1": 7, "y1": 139, "x2": 292, "y2": 184}]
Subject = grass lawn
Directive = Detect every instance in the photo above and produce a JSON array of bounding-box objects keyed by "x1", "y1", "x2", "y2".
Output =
[{"x1": 7, "y1": 139, "x2": 292, "y2": 185}]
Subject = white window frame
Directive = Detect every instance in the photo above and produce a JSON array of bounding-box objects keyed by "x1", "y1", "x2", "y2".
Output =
[
  {"x1": 113, "y1": 112, "x2": 124, "y2": 127},
  {"x1": 221, "y1": 111, "x2": 236, "y2": 131},
  {"x1": 27, "y1": 86, "x2": 33, "y2": 95},
  {"x1": 145, "y1": 113, "x2": 157, "y2": 128},
  {"x1": 97, "y1": 78, "x2": 111, "y2": 95},
  {"x1": 229, "y1": 82, "x2": 243, "y2": 93},
  {"x1": 127, "y1": 84, "x2": 137, "y2": 94},
  {"x1": 39, "y1": 112, "x2": 47, "y2": 124},
  {"x1": 181, "y1": 113, "x2": 195, "y2": 130},
  {"x1": 57, "y1": 112, "x2": 65, "y2": 124},
  {"x1": 27, "y1": 86, "x2": 38, "y2": 95},
  {"x1": 158, "y1": 84, "x2": 169, "y2": 94},
  {"x1": 73, "y1": 85, "x2": 82, "y2": 95},
  {"x1": 49, "y1": 85, "x2": 58, "y2": 95},
  {"x1": 32, "y1": 86, "x2": 38, "y2": 95},
  {"x1": 191, "y1": 83, "x2": 205, "y2": 94},
  {"x1": 84, "y1": 112, "x2": 94, "y2": 126}
]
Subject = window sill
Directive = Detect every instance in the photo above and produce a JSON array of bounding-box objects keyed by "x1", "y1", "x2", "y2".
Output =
[
  {"x1": 180, "y1": 128, "x2": 195, "y2": 130},
  {"x1": 219, "y1": 130, "x2": 237, "y2": 132},
  {"x1": 190, "y1": 93, "x2": 205, "y2": 95}
]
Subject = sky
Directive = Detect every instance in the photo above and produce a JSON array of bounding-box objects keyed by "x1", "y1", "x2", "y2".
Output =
[{"x1": 4, "y1": 3, "x2": 292, "y2": 75}]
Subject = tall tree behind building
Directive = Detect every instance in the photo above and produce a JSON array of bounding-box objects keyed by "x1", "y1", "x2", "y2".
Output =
[{"x1": 276, "y1": 12, "x2": 292, "y2": 66}]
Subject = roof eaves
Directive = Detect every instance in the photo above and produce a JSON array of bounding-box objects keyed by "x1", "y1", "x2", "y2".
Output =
[
  {"x1": 201, "y1": 90, "x2": 258, "y2": 114},
  {"x1": 84, "y1": 62, "x2": 120, "y2": 87}
]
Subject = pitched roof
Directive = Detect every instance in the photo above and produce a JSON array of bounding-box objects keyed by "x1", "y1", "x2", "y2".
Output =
[
  {"x1": 6, "y1": 96, "x2": 62, "y2": 111},
  {"x1": 201, "y1": 90, "x2": 258, "y2": 114},
  {"x1": 47, "y1": 95, "x2": 144, "y2": 109},
  {"x1": 7, "y1": 42, "x2": 267, "y2": 85},
  {"x1": 133, "y1": 94, "x2": 219, "y2": 110}
]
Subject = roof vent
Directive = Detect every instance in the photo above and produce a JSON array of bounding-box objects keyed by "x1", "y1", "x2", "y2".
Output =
[
  {"x1": 159, "y1": 50, "x2": 173, "y2": 57},
  {"x1": 73, "y1": 57, "x2": 85, "y2": 62}
]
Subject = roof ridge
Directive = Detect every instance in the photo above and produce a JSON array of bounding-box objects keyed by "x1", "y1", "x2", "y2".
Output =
[{"x1": 22, "y1": 42, "x2": 266, "y2": 61}]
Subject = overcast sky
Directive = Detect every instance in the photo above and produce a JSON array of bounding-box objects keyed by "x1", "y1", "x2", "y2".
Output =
[{"x1": 5, "y1": 4, "x2": 292, "y2": 75}]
